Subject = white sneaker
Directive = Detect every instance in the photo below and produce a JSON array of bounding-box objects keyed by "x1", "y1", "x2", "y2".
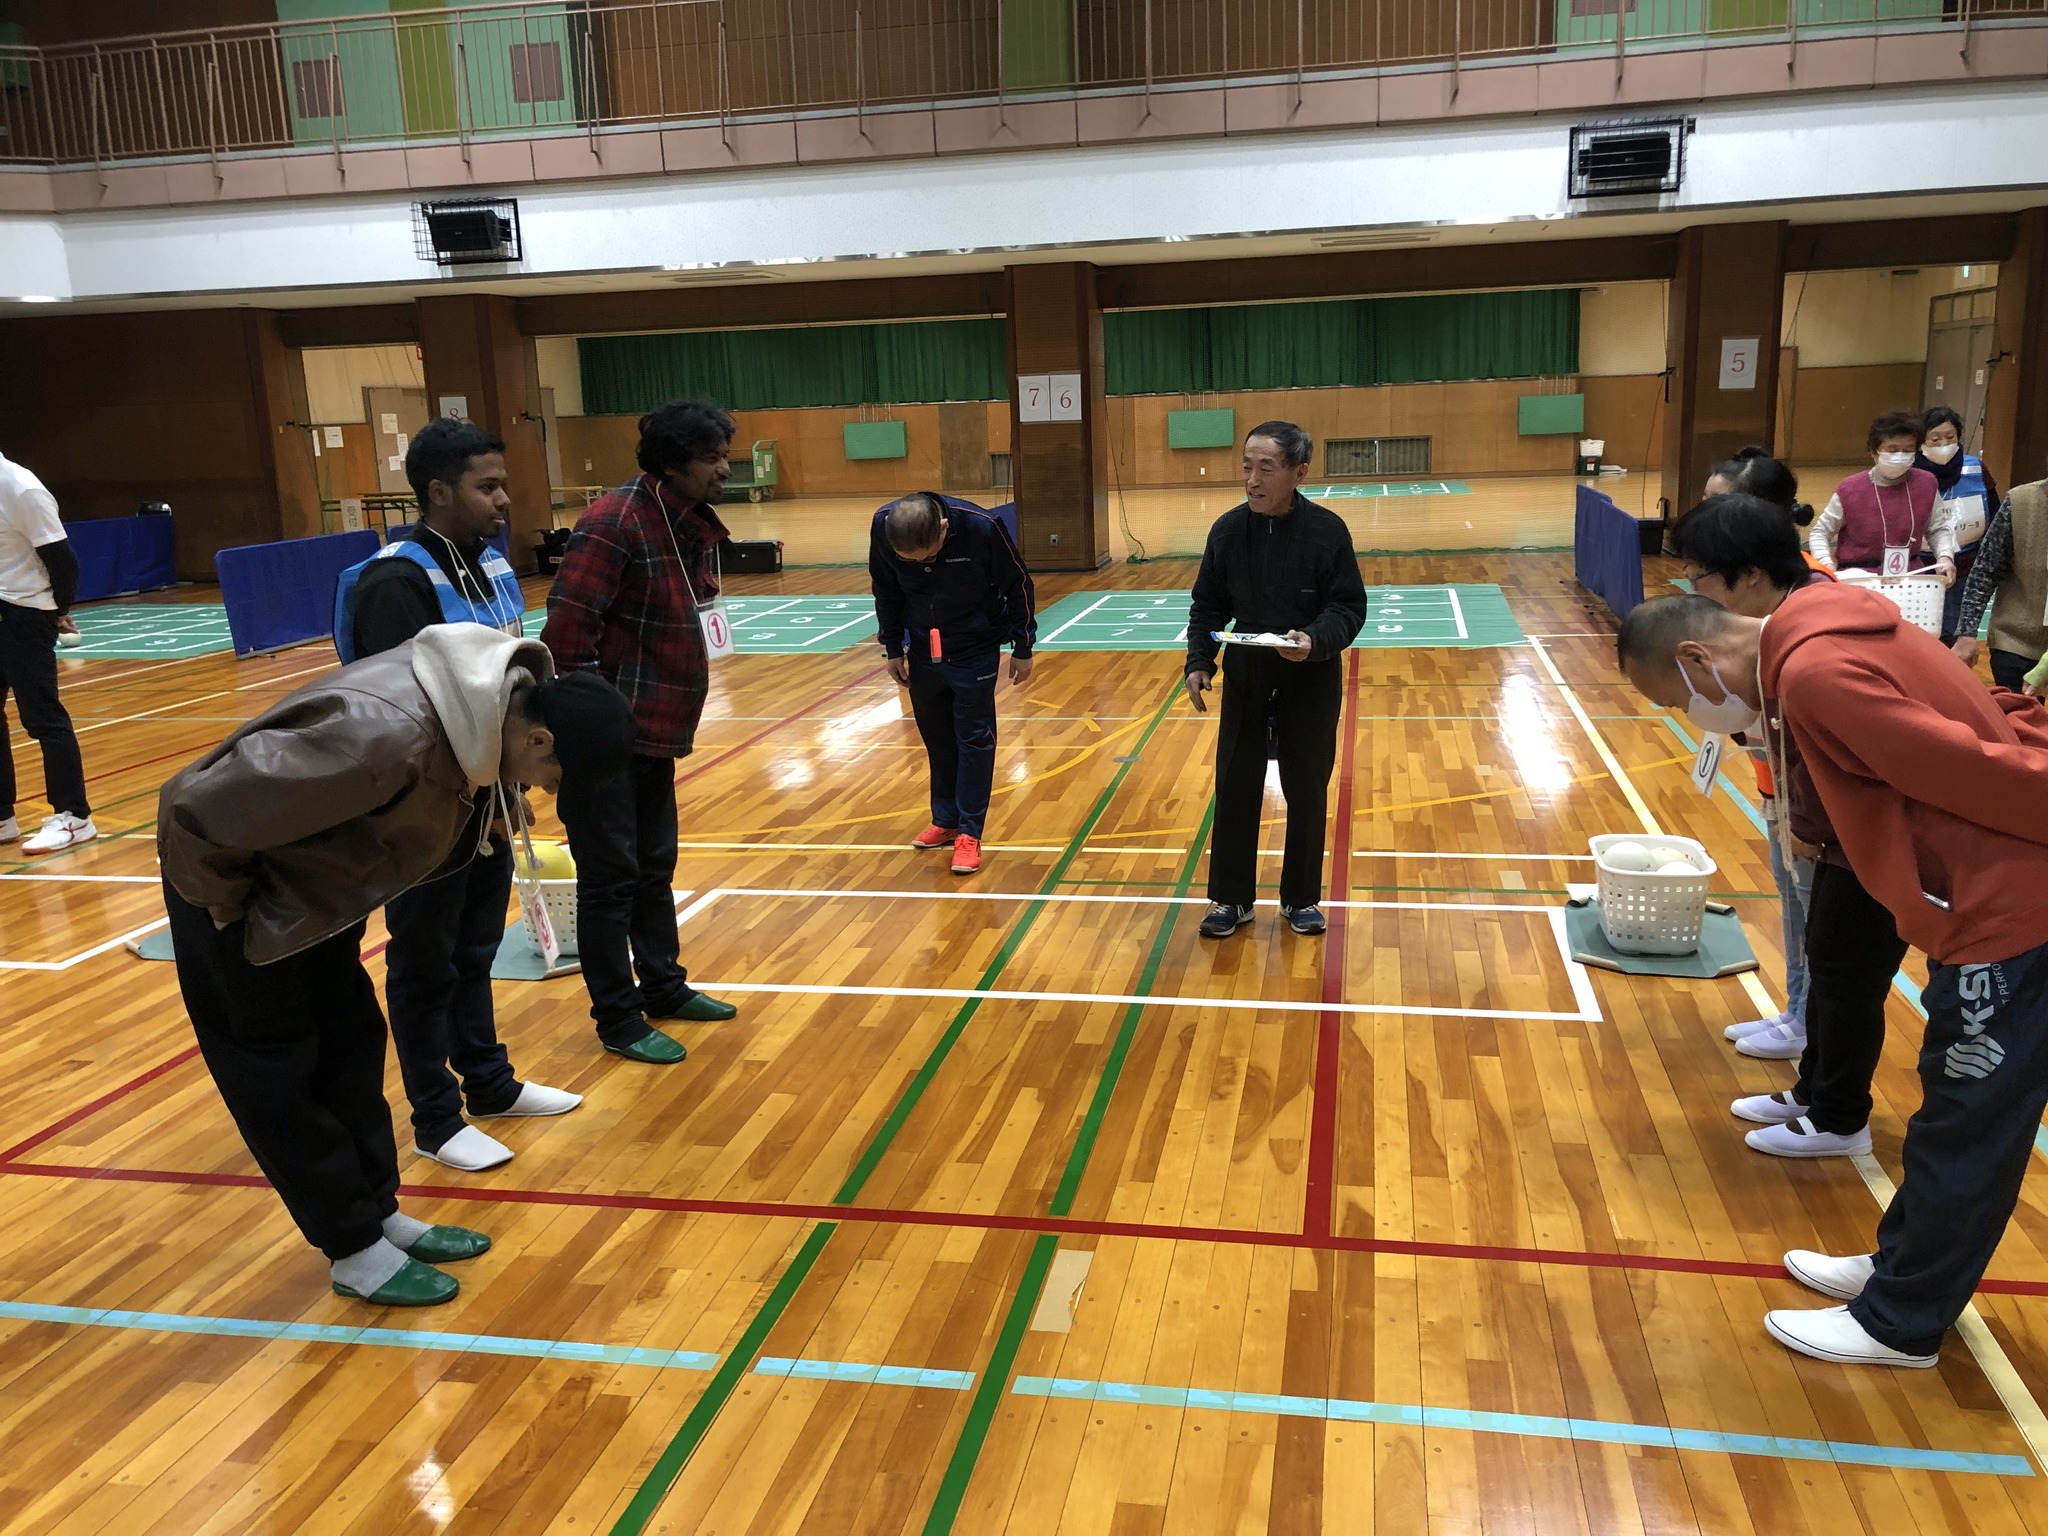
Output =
[
  {"x1": 1735, "y1": 1019, "x2": 1807, "y2": 1060},
  {"x1": 1731, "y1": 1090, "x2": 1808, "y2": 1125},
  {"x1": 1725, "y1": 1010, "x2": 1793, "y2": 1042},
  {"x1": 413, "y1": 1125, "x2": 513, "y2": 1171},
  {"x1": 1764, "y1": 1305, "x2": 1937, "y2": 1368},
  {"x1": 0, "y1": 817, "x2": 17, "y2": 843},
  {"x1": 21, "y1": 813, "x2": 96, "y2": 855},
  {"x1": 474, "y1": 1081, "x2": 582, "y2": 1119},
  {"x1": 1745, "y1": 1116, "x2": 1871, "y2": 1159},
  {"x1": 1784, "y1": 1250, "x2": 1876, "y2": 1301}
]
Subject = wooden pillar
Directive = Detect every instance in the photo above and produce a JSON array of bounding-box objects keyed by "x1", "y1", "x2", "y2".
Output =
[
  {"x1": 1983, "y1": 206, "x2": 2048, "y2": 498},
  {"x1": 1006, "y1": 261, "x2": 1111, "y2": 572},
  {"x1": 239, "y1": 311, "x2": 323, "y2": 544},
  {"x1": 414, "y1": 294, "x2": 550, "y2": 573},
  {"x1": 1659, "y1": 222, "x2": 1787, "y2": 520}
]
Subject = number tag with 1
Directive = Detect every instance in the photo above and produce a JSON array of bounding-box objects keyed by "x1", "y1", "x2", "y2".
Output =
[
  {"x1": 1690, "y1": 732, "x2": 1723, "y2": 797},
  {"x1": 661, "y1": 507, "x2": 735, "y2": 659}
]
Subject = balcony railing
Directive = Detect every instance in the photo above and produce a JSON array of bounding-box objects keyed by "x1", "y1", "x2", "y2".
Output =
[{"x1": 0, "y1": 0, "x2": 2040, "y2": 171}]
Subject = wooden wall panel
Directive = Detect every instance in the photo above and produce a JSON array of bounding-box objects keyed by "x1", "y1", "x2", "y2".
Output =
[{"x1": 1781, "y1": 362, "x2": 1923, "y2": 464}]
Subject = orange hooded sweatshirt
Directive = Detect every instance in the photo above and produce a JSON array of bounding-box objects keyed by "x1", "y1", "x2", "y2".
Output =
[{"x1": 1761, "y1": 581, "x2": 2048, "y2": 965}]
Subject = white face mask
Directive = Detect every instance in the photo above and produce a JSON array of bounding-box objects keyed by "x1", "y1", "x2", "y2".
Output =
[
  {"x1": 1874, "y1": 451, "x2": 1916, "y2": 480},
  {"x1": 1677, "y1": 654, "x2": 1761, "y2": 737},
  {"x1": 1922, "y1": 442, "x2": 1960, "y2": 465}
]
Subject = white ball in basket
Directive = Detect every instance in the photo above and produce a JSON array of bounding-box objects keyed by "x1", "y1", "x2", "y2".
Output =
[
  {"x1": 1648, "y1": 846, "x2": 1688, "y2": 866},
  {"x1": 1601, "y1": 841, "x2": 1654, "y2": 872},
  {"x1": 1657, "y1": 858, "x2": 1698, "y2": 875}
]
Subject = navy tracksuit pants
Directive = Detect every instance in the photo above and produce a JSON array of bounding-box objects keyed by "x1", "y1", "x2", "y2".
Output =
[{"x1": 907, "y1": 650, "x2": 999, "y2": 839}]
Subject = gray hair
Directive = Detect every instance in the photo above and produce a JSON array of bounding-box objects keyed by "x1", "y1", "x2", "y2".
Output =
[
  {"x1": 1246, "y1": 420, "x2": 1313, "y2": 468},
  {"x1": 885, "y1": 492, "x2": 947, "y2": 554}
]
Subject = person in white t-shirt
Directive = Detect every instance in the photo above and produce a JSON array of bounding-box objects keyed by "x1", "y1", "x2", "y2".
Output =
[{"x1": 0, "y1": 451, "x2": 95, "y2": 854}]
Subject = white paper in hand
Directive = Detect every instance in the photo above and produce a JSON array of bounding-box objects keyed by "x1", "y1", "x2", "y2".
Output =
[{"x1": 1211, "y1": 630, "x2": 1295, "y2": 647}]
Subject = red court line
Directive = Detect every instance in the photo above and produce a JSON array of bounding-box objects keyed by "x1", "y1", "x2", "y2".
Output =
[
  {"x1": 672, "y1": 667, "x2": 885, "y2": 789},
  {"x1": 84, "y1": 741, "x2": 217, "y2": 786},
  {"x1": 25, "y1": 1155, "x2": 2048, "y2": 1297},
  {"x1": 1302, "y1": 649, "x2": 1361, "y2": 1239},
  {"x1": 0, "y1": 1048, "x2": 202, "y2": 1163}
]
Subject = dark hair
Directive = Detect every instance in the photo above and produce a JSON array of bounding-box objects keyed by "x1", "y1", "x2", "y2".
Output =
[
  {"x1": 885, "y1": 491, "x2": 947, "y2": 554},
  {"x1": 522, "y1": 669, "x2": 636, "y2": 789},
  {"x1": 1867, "y1": 409, "x2": 1923, "y2": 453},
  {"x1": 1245, "y1": 420, "x2": 1313, "y2": 468},
  {"x1": 1673, "y1": 494, "x2": 1810, "y2": 594},
  {"x1": 1616, "y1": 592, "x2": 1742, "y2": 672},
  {"x1": 636, "y1": 398, "x2": 737, "y2": 480},
  {"x1": 1707, "y1": 448, "x2": 1813, "y2": 528},
  {"x1": 405, "y1": 417, "x2": 505, "y2": 513},
  {"x1": 1920, "y1": 405, "x2": 1965, "y2": 439}
]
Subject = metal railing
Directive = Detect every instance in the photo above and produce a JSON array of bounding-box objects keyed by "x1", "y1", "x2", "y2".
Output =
[{"x1": 0, "y1": 0, "x2": 2040, "y2": 170}]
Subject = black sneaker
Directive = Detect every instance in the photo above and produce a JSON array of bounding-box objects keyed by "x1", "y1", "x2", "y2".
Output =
[
  {"x1": 1199, "y1": 903, "x2": 1254, "y2": 938},
  {"x1": 1282, "y1": 905, "x2": 1327, "y2": 935}
]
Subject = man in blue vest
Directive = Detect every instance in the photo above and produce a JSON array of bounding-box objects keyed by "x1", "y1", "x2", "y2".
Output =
[{"x1": 333, "y1": 418, "x2": 581, "y2": 1172}]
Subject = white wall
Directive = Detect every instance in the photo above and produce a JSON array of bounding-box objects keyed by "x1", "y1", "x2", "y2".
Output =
[
  {"x1": 1781, "y1": 264, "x2": 1996, "y2": 368},
  {"x1": 301, "y1": 343, "x2": 424, "y2": 422},
  {"x1": 1579, "y1": 281, "x2": 1666, "y2": 376},
  {"x1": 535, "y1": 335, "x2": 582, "y2": 417}
]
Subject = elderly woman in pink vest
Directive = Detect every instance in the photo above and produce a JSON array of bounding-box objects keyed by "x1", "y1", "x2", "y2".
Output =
[{"x1": 1807, "y1": 408, "x2": 1957, "y2": 583}]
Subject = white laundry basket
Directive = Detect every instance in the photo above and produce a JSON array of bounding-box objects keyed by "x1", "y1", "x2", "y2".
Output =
[
  {"x1": 1590, "y1": 834, "x2": 1716, "y2": 956},
  {"x1": 519, "y1": 879, "x2": 580, "y2": 958},
  {"x1": 1837, "y1": 569, "x2": 1945, "y2": 636}
]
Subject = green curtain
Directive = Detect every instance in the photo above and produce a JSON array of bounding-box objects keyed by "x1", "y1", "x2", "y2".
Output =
[
  {"x1": 1104, "y1": 289, "x2": 1580, "y2": 395},
  {"x1": 579, "y1": 318, "x2": 1005, "y2": 415}
]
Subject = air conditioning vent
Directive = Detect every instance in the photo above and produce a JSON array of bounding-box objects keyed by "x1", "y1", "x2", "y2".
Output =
[
  {"x1": 1325, "y1": 436, "x2": 1431, "y2": 477},
  {"x1": 1569, "y1": 117, "x2": 1690, "y2": 198},
  {"x1": 414, "y1": 198, "x2": 520, "y2": 266}
]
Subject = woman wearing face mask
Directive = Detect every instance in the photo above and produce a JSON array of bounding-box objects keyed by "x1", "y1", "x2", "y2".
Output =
[
  {"x1": 1673, "y1": 494, "x2": 1906, "y2": 1160},
  {"x1": 1916, "y1": 406, "x2": 1999, "y2": 646},
  {"x1": 1807, "y1": 409, "x2": 1956, "y2": 583}
]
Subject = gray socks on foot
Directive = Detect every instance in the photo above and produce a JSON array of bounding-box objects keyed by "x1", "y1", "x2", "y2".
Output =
[
  {"x1": 381, "y1": 1212, "x2": 433, "y2": 1250},
  {"x1": 331, "y1": 1237, "x2": 410, "y2": 1296}
]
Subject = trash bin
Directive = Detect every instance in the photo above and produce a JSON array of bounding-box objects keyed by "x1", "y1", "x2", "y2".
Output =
[{"x1": 1577, "y1": 438, "x2": 1605, "y2": 476}]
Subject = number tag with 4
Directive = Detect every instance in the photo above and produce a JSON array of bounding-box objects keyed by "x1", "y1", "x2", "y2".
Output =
[{"x1": 1881, "y1": 546, "x2": 1911, "y2": 579}]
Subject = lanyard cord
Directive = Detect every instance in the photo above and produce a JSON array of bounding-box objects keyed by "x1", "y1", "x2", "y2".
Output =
[
  {"x1": 1868, "y1": 470, "x2": 1920, "y2": 551},
  {"x1": 424, "y1": 523, "x2": 518, "y2": 634},
  {"x1": 655, "y1": 497, "x2": 719, "y2": 616}
]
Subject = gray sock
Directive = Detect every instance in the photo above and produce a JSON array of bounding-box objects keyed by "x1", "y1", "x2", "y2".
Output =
[
  {"x1": 332, "y1": 1238, "x2": 410, "y2": 1297},
  {"x1": 381, "y1": 1212, "x2": 433, "y2": 1250}
]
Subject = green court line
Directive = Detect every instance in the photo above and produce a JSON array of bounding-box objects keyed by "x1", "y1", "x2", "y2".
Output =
[{"x1": 610, "y1": 682, "x2": 1182, "y2": 1533}]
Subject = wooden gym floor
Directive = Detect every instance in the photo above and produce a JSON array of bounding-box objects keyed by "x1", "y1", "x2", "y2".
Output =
[{"x1": 5, "y1": 539, "x2": 2047, "y2": 1535}]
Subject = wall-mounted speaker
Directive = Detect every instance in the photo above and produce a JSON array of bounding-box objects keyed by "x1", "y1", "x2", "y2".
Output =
[
  {"x1": 413, "y1": 198, "x2": 521, "y2": 266},
  {"x1": 1568, "y1": 118, "x2": 1691, "y2": 199}
]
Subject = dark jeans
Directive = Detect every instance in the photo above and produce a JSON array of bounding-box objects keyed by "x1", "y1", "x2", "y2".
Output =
[
  {"x1": 907, "y1": 650, "x2": 1000, "y2": 839},
  {"x1": 1209, "y1": 648, "x2": 1342, "y2": 911},
  {"x1": 383, "y1": 842, "x2": 520, "y2": 1149},
  {"x1": 1990, "y1": 649, "x2": 2037, "y2": 693},
  {"x1": 1852, "y1": 938, "x2": 2048, "y2": 1356},
  {"x1": 557, "y1": 753, "x2": 690, "y2": 1045},
  {"x1": 0, "y1": 600, "x2": 87, "y2": 820},
  {"x1": 164, "y1": 880, "x2": 398, "y2": 1260},
  {"x1": 1792, "y1": 858, "x2": 1909, "y2": 1134}
]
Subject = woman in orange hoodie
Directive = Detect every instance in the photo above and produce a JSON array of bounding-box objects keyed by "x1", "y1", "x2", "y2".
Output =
[{"x1": 1617, "y1": 586, "x2": 2048, "y2": 1369}]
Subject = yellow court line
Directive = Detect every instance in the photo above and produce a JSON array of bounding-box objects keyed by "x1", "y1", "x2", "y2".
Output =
[{"x1": 1528, "y1": 637, "x2": 1661, "y2": 834}]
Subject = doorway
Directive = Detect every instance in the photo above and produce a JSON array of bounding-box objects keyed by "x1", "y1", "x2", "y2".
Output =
[{"x1": 1922, "y1": 288, "x2": 1998, "y2": 451}]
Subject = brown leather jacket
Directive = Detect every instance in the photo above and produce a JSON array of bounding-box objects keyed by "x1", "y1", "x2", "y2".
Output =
[{"x1": 159, "y1": 629, "x2": 552, "y2": 965}]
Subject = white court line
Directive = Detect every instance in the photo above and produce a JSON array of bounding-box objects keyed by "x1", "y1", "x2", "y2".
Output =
[
  {"x1": 0, "y1": 918, "x2": 168, "y2": 972},
  {"x1": 728, "y1": 599, "x2": 803, "y2": 627},
  {"x1": 1038, "y1": 594, "x2": 1117, "y2": 645},
  {"x1": 0, "y1": 873, "x2": 158, "y2": 884},
  {"x1": 678, "y1": 886, "x2": 1573, "y2": 913},
  {"x1": 1445, "y1": 586, "x2": 1469, "y2": 641},
  {"x1": 790, "y1": 613, "x2": 878, "y2": 648}
]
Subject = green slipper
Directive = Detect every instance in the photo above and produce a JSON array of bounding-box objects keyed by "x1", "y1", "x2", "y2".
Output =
[
  {"x1": 331, "y1": 1256, "x2": 459, "y2": 1307},
  {"x1": 667, "y1": 991, "x2": 738, "y2": 1023},
  {"x1": 402, "y1": 1224, "x2": 492, "y2": 1264},
  {"x1": 604, "y1": 1027, "x2": 688, "y2": 1064}
]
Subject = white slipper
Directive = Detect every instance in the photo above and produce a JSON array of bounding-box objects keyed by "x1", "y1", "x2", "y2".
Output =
[
  {"x1": 1784, "y1": 1250, "x2": 1876, "y2": 1302},
  {"x1": 413, "y1": 1125, "x2": 513, "y2": 1171},
  {"x1": 474, "y1": 1082, "x2": 582, "y2": 1118},
  {"x1": 1765, "y1": 1305, "x2": 1936, "y2": 1368}
]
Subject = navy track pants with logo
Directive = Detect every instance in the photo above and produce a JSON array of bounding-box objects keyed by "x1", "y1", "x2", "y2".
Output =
[{"x1": 1851, "y1": 937, "x2": 2048, "y2": 1356}]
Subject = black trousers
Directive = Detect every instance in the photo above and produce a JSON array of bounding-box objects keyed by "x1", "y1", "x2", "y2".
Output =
[
  {"x1": 383, "y1": 842, "x2": 520, "y2": 1148},
  {"x1": 907, "y1": 650, "x2": 1000, "y2": 839},
  {"x1": 0, "y1": 600, "x2": 87, "y2": 820},
  {"x1": 557, "y1": 753, "x2": 690, "y2": 1045},
  {"x1": 1792, "y1": 858, "x2": 1909, "y2": 1134},
  {"x1": 1990, "y1": 649, "x2": 2037, "y2": 693},
  {"x1": 1209, "y1": 649, "x2": 1342, "y2": 911},
  {"x1": 1853, "y1": 938, "x2": 2048, "y2": 1356},
  {"x1": 164, "y1": 881, "x2": 398, "y2": 1260}
]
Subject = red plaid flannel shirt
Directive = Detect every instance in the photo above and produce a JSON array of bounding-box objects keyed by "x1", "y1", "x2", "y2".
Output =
[{"x1": 540, "y1": 474, "x2": 729, "y2": 758}]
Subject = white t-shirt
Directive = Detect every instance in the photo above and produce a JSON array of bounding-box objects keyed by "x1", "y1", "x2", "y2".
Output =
[{"x1": 0, "y1": 452, "x2": 63, "y2": 610}]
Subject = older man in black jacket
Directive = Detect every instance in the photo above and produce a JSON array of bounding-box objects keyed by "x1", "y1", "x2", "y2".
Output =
[{"x1": 1185, "y1": 422, "x2": 1366, "y2": 938}]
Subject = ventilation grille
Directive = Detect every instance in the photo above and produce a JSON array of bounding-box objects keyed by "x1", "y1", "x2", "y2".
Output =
[
  {"x1": 1325, "y1": 436, "x2": 1431, "y2": 477},
  {"x1": 989, "y1": 453, "x2": 1012, "y2": 490},
  {"x1": 1569, "y1": 116, "x2": 1690, "y2": 198}
]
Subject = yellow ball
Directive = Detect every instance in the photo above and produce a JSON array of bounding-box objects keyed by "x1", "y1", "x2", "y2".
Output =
[{"x1": 519, "y1": 841, "x2": 577, "y2": 881}]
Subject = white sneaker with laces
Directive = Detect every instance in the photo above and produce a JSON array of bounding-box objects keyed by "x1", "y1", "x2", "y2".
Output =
[
  {"x1": 21, "y1": 813, "x2": 96, "y2": 855},
  {"x1": 0, "y1": 817, "x2": 17, "y2": 844},
  {"x1": 1745, "y1": 1116, "x2": 1871, "y2": 1159},
  {"x1": 1725, "y1": 1010, "x2": 1793, "y2": 1042},
  {"x1": 1735, "y1": 1018, "x2": 1807, "y2": 1060},
  {"x1": 474, "y1": 1082, "x2": 582, "y2": 1119},
  {"x1": 413, "y1": 1125, "x2": 513, "y2": 1171},
  {"x1": 1765, "y1": 1305, "x2": 1937, "y2": 1368},
  {"x1": 1784, "y1": 1250, "x2": 1876, "y2": 1301},
  {"x1": 1731, "y1": 1090, "x2": 1807, "y2": 1125}
]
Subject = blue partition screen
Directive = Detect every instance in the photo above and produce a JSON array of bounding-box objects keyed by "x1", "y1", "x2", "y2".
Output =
[
  {"x1": 215, "y1": 530, "x2": 381, "y2": 657},
  {"x1": 1574, "y1": 483, "x2": 1646, "y2": 621}
]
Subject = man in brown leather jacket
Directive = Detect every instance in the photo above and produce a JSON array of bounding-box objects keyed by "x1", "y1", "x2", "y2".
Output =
[{"x1": 157, "y1": 623, "x2": 634, "y2": 1307}]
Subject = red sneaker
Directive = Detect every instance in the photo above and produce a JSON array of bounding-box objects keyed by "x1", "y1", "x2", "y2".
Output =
[
  {"x1": 912, "y1": 824, "x2": 957, "y2": 850},
  {"x1": 950, "y1": 834, "x2": 982, "y2": 875}
]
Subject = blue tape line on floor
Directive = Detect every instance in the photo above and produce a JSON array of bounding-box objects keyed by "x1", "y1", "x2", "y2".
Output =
[
  {"x1": 1013, "y1": 1376, "x2": 2031, "y2": 1476},
  {"x1": 755, "y1": 1356, "x2": 976, "y2": 1390}
]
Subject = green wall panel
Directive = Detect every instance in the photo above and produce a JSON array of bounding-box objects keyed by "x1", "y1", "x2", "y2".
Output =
[
  {"x1": 843, "y1": 421, "x2": 908, "y2": 460},
  {"x1": 1166, "y1": 409, "x2": 1237, "y2": 449},
  {"x1": 1517, "y1": 393, "x2": 1586, "y2": 435}
]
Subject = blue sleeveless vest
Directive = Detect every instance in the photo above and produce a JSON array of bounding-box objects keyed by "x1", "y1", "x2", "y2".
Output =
[
  {"x1": 332, "y1": 535, "x2": 526, "y2": 665},
  {"x1": 1941, "y1": 455, "x2": 1992, "y2": 552}
]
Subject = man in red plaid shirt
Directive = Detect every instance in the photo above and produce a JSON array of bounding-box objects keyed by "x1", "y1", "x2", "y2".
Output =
[{"x1": 540, "y1": 399, "x2": 741, "y2": 1064}]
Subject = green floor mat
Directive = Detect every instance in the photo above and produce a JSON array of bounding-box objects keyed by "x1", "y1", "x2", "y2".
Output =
[
  {"x1": 1033, "y1": 584, "x2": 1524, "y2": 651},
  {"x1": 1564, "y1": 900, "x2": 1758, "y2": 978}
]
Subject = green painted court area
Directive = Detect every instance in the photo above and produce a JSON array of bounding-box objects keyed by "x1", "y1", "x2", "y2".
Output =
[
  {"x1": 1299, "y1": 481, "x2": 1470, "y2": 498},
  {"x1": 523, "y1": 594, "x2": 878, "y2": 654},
  {"x1": 1034, "y1": 584, "x2": 1524, "y2": 651},
  {"x1": 63, "y1": 603, "x2": 236, "y2": 659}
]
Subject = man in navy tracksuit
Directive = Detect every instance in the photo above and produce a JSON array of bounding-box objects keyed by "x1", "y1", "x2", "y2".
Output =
[{"x1": 869, "y1": 493, "x2": 1036, "y2": 876}]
